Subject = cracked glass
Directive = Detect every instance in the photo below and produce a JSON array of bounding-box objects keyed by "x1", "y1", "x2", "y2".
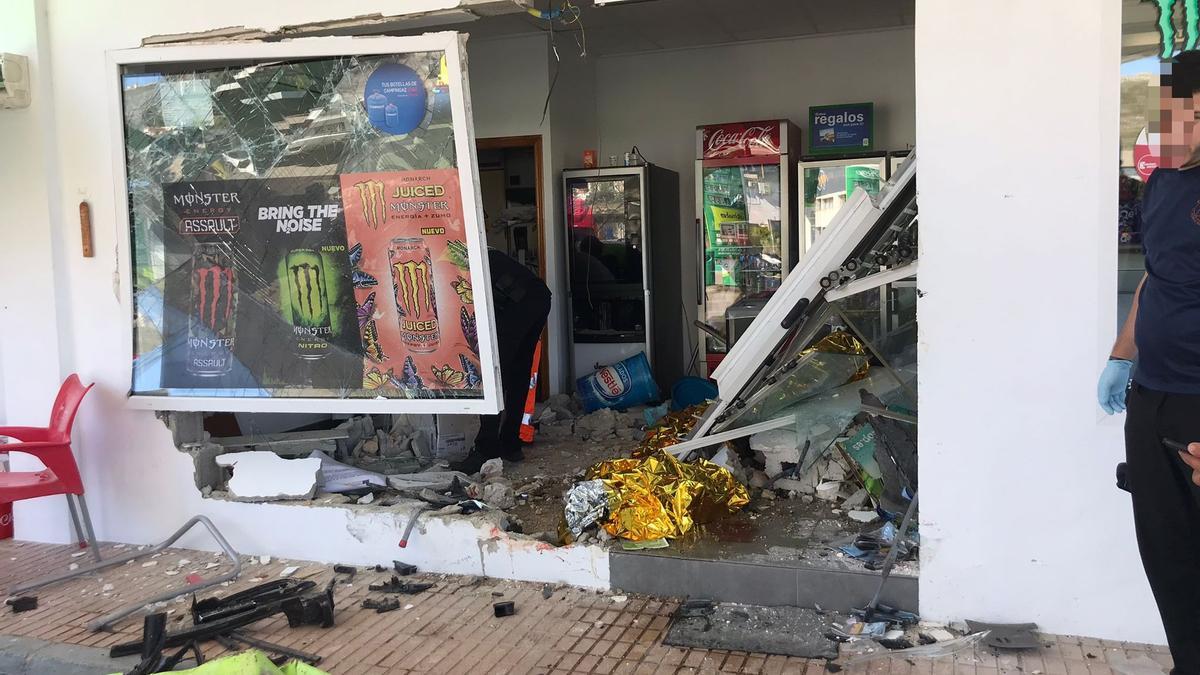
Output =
[{"x1": 122, "y1": 50, "x2": 488, "y2": 404}]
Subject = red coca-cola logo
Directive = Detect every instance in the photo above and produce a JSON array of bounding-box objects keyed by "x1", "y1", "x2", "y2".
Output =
[{"x1": 702, "y1": 122, "x2": 781, "y2": 159}]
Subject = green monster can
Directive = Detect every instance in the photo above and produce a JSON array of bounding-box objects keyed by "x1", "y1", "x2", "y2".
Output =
[{"x1": 284, "y1": 248, "x2": 333, "y2": 360}]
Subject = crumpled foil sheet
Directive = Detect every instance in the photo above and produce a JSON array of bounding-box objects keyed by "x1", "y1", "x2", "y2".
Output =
[
  {"x1": 803, "y1": 329, "x2": 870, "y2": 381},
  {"x1": 585, "y1": 451, "x2": 750, "y2": 541},
  {"x1": 564, "y1": 479, "x2": 615, "y2": 537},
  {"x1": 632, "y1": 403, "x2": 709, "y2": 458}
]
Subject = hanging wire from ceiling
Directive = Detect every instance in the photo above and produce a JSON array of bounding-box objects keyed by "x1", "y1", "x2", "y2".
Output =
[{"x1": 511, "y1": 0, "x2": 587, "y2": 125}]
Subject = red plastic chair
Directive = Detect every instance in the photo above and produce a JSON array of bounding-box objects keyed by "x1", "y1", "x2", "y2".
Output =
[{"x1": 0, "y1": 374, "x2": 97, "y2": 561}]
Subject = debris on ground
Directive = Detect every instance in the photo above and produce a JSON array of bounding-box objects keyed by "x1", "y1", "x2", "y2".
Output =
[
  {"x1": 493, "y1": 600, "x2": 516, "y2": 617},
  {"x1": 964, "y1": 620, "x2": 1041, "y2": 650},
  {"x1": 367, "y1": 576, "x2": 434, "y2": 595},
  {"x1": 6, "y1": 596, "x2": 37, "y2": 613},
  {"x1": 362, "y1": 597, "x2": 400, "y2": 613}
]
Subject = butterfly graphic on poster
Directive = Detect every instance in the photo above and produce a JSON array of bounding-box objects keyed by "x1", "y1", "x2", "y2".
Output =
[
  {"x1": 356, "y1": 292, "x2": 377, "y2": 329},
  {"x1": 397, "y1": 356, "x2": 424, "y2": 390},
  {"x1": 348, "y1": 243, "x2": 378, "y2": 288},
  {"x1": 362, "y1": 320, "x2": 387, "y2": 363},
  {"x1": 431, "y1": 363, "x2": 467, "y2": 388},
  {"x1": 459, "y1": 306, "x2": 478, "y2": 356},
  {"x1": 363, "y1": 367, "x2": 398, "y2": 390},
  {"x1": 352, "y1": 269, "x2": 378, "y2": 289},
  {"x1": 459, "y1": 354, "x2": 482, "y2": 388},
  {"x1": 451, "y1": 276, "x2": 473, "y2": 305}
]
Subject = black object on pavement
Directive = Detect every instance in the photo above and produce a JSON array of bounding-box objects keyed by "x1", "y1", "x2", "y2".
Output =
[
  {"x1": 363, "y1": 597, "x2": 401, "y2": 613},
  {"x1": 6, "y1": 596, "x2": 37, "y2": 613},
  {"x1": 369, "y1": 576, "x2": 433, "y2": 595},
  {"x1": 493, "y1": 601, "x2": 516, "y2": 617},
  {"x1": 964, "y1": 620, "x2": 1041, "y2": 650},
  {"x1": 393, "y1": 561, "x2": 418, "y2": 576}
]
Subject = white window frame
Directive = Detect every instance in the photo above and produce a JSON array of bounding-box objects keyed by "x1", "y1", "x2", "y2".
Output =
[
  {"x1": 108, "y1": 33, "x2": 503, "y2": 414},
  {"x1": 696, "y1": 151, "x2": 917, "y2": 438}
]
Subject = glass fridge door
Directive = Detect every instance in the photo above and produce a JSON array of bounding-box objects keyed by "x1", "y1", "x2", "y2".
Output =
[
  {"x1": 801, "y1": 159, "x2": 886, "y2": 256},
  {"x1": 701, "y1": 163, "x2": 783, "y2": 353},
  {"x1": 566, "y1": 174, "x2": 646, "y2": 343}
]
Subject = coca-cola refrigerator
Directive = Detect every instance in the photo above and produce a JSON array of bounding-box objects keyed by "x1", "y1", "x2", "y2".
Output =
[{"x1": 696, "y1": 119, "x2": 800, "y2": 373}]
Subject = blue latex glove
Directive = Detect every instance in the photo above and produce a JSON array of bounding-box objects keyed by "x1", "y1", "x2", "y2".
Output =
[{"x1": 1098, "y1": 359, "x2": 1133, "y2": 414}]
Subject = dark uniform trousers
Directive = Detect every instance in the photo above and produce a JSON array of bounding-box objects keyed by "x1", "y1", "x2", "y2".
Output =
[{"x1": 1125, "y1": 382, "x2": 1200, "y2": 673}]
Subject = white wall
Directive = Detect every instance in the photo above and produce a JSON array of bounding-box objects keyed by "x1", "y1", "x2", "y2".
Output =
[
  {"x1": 1, "y1": 2, "x2": 561, "y2": 550},
  {"x1": 548, "y1": 43, "x2": 598, "y2": 391},
  {"x1": 594, "y1": 28, "x2": 916, "y2": 362},
  {"x1": 916, "y1": 0, "x2": 1161, "y2": 643},
  {"x1": 0, "y1": 0, "x2": 71, "y2": 544},
  {"x1": 467, "y1": 34, "x2": 570, "y2": 394}
]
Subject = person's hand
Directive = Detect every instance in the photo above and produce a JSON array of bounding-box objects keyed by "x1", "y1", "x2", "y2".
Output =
[
  {"x1": 1098, "y1": 359, "x2": 1133, "y2": 414},
  {"x1": 1179, "y1": 443, "x2": 1200, "y2": 486}
]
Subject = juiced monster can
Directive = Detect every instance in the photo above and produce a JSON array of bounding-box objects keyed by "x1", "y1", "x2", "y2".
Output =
[
  {"x1": 284, "y1": 248, "x2": 333, "y2": 360},
  {"x1": 388, "y1": 237, "x2": 440, "y2": 353},
  {"x1": 188, "y1": 243, "x2": 237, "y2": 376}
]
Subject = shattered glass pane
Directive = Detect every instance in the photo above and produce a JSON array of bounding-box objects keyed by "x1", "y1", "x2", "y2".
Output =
[
  {"x1": 830, "y1": 281, "x2": 917, "y2": 404},
  {"x1": 122, "y1": 50, "x2": 486, "y2": 402}
]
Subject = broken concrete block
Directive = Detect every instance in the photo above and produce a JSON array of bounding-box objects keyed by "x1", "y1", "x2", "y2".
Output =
[
  {"x1": 576, "y1": 408, "x2": 618, "y2": 440},
  {"x1": 749, "y1": 429, "x2": 801, "y2": 476},
  {"x1": 819, "y1": 459, "x2": 847, "y2": 483},
  {"x1": 847, "y1": 510, "x2": 878, "y2": 523},
  {"x1": 814, "y1": 481, "x2": 841, "y2": 502},
  {"x1": 214, "y1": 451, "x2": 320, "y2": 501},
  {"x1": 843, "y1": 488, "x2": 870, "y2": 509},
  {"x1": 772, "y1": 478, "x2": 809, "y2": 494},
  {"x1": 482, "y1": 483, "x2": 515, "y2": 510},
  {"x1": 479, "y1": 458, "x2": 504, "y2": 481}
]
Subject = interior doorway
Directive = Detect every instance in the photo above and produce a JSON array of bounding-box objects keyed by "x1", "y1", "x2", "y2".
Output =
[{"x1": 476, "y1": 135, "x2": 549, "y2": 400}]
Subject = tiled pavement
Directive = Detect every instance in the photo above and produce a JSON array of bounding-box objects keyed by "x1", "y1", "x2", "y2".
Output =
[{"x1": 0, "y1": 540, "x2": 1174, "y2": 674}]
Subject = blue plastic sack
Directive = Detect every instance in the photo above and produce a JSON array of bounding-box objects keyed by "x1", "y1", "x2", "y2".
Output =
[{"x1": 576, "y1": 352, "x2": 660, "y2": 413}]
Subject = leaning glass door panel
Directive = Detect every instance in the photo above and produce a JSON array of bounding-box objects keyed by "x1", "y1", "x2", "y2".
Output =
[
  {"x1": 566, "y1": 175, "x2": 645, "y2": 343},
  {"x1": 801, "y1": 158, "x2": 886, "y2": 256},
  {"x1": 701, "y1": 163, "x2": 782, "y2": 352}
]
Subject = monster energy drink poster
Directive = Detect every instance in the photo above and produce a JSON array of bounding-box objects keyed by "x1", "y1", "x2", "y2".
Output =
[{"x1": 160, "y1": 178, "x2": 361, "y2": 389}]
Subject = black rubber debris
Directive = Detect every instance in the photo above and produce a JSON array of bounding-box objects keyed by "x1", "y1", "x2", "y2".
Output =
[
  {"x1": 362, "y1": 598, "x2": 401, "y2": 613},
  {"x1": 493, "y1": 601, "x2": 516, "y2": 617},
  {"x1": 368, "y1": 576, "x2": 433, "y2": 595},
  {"x1": 6, "y1": 596, "x2": 37, "y2": 613},
  {"x1": 393, "y1": 561, "x2": 418, "y2": 576}
]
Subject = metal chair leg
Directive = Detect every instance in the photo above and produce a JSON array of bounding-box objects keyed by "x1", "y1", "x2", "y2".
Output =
[
  {"x1": 75, "y1": 494, "x2": 101, "y2": 563},
  {"x1": 9, "y1": 515, "x2": 242, "y2": 632},
  {"x1": 64, "y1": 494, "x2": 87, "y2": 553}
]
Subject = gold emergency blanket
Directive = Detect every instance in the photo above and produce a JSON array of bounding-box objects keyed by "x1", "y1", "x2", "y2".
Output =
[
  {"x1": 586, "y1": 451, "x2": 750, "y2": 541},
  {"x1": 632, "y1": 404, "x2": 709, "y2": 458},
  {"x1": 803, "y1": 330, "x2": 870, "y2": 382}
]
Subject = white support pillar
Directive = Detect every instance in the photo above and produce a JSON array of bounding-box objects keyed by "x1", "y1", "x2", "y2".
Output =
[{"x1": 916, "y1": 0, "x2": 1164, "y2": 642}]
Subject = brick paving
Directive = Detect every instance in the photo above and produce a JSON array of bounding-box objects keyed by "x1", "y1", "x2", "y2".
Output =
[{"x1": 0, "y1": 540, "x2": 1174, "y2": 674}]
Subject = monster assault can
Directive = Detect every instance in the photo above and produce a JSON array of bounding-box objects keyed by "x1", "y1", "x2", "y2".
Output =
[
  {"x1": 284, "y1": 248, "x2": 333, "y2": 360},
  {"x1": 388, "y1": 237, "x2": 441, "y2": 354},
  {"x1": 187, "y1": 243, "x2": 237, "y2": 376}
]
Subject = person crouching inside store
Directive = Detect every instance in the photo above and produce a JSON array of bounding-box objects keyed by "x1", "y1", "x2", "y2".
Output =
[
  {"x1": 452, "y1": 249, "x2": 551, "y2": 475},
  {"x1": 1099, "y1": 50, "x2": 1200, "y2": 673}
]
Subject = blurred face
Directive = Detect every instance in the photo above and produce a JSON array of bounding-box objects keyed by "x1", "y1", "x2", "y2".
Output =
[{"x1": 1156, "y1": 87, "x2": 1200, "y2": 168}]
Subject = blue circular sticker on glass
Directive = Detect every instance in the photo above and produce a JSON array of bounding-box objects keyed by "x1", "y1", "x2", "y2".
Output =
[{"x1": 363, "y1": 63, "x2": 427, "y2": 135}]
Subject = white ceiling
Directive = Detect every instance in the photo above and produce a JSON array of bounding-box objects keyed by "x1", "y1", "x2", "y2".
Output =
[{"x1": 382, "y1": 0, "x2": 915, "y2": 57}]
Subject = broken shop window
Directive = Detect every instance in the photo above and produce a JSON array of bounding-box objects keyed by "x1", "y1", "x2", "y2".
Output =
[{"x1": 115, "y1": 35, "x2": 503, "y2": 414}]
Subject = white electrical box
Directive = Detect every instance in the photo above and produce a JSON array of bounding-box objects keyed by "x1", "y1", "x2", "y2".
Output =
[{"x1": 0, "y1": 53, "x2": 31, "y2": 109}]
